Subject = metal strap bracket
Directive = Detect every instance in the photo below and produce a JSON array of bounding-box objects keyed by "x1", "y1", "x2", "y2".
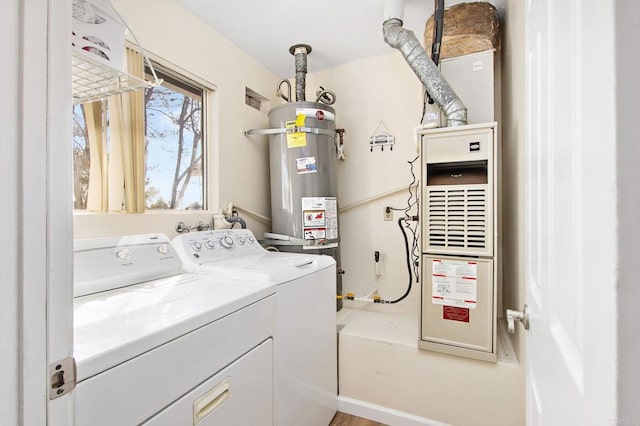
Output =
[{"x1": 244, "y1": 126, "x2": 336, "y2": 138}]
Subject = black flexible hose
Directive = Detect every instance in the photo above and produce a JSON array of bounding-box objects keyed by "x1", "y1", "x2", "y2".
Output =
[
  {"x1": 431, "y1": 0, "x2": 445, "y2": 66},
  {"x1": 384, "y1": 217, "x2": 413, "y2": 304},
  {"x1": 427, "y1": 0, "x2": 445, "y2": 105}
]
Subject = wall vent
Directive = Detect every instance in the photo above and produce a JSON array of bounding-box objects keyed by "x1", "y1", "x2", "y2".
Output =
[{"x1": 245, "y1": 87, "x2": 270, "y2": 113}]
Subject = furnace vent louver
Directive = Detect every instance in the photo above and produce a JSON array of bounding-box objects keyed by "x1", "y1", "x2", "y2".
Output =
[
  {"x1": 427, "y1": 186, "x2": 489, "y2": 255},
  {"x1": 420, "y1": 123, "x2": 496, "y2": 258}
]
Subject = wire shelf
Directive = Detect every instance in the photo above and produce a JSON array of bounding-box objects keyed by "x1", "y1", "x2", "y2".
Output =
[{"x1": 72, "y1": 52, "x2": 161, "y2": 104}]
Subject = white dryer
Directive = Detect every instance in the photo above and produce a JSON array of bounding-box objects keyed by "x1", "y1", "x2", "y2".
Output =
[
  {"x1": 73, "y1": 233, "x2": 276, "y2": 426},
  {"x1": 172, "y1": 229, "x2": 337, "y2": 426}
]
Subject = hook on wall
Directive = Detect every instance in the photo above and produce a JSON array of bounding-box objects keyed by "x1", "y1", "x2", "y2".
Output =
[{"x1": 369, "y1": 121, "x2": 395, "y2": 152}]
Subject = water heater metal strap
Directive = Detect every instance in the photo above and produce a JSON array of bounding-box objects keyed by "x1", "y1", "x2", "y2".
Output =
[{"x1": 244, "y1": 127, "x2": 336, "y2": 138}]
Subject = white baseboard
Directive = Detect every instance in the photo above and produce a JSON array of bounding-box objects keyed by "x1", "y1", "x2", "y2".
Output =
[{"x1": 337, "y1": 396, "x2": 449, "y2": 426}]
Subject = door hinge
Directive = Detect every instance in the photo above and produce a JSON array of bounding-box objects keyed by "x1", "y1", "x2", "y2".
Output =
[{"x1": 49, "y1": 357, "x2": 76, "y2": 400}]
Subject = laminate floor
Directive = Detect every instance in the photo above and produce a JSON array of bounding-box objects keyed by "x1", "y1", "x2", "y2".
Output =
[{"x1": 329, "y1": 412, "x2": 388, "y2": 426}]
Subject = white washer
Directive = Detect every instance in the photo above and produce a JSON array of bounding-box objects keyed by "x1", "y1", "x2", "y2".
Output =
[
  {"x1": 172, "y1": 229, "x2": 337, "y2": 426},
  {"x1": 73, "y1": 233, "x2": 276, "y2": 426}
]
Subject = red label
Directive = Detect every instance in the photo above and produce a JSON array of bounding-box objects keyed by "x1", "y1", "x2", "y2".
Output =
[
  {"x1": 316, "y1": 110, "x2": 324, "y2": 120},
  {"x1": 443, "y1": 306, "x2": 470, "y2": 322}
]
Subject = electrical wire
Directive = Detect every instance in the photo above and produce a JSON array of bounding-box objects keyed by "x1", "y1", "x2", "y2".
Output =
[
  {"x1": 383, "y1": 217, "x2": 413, "y2": 304},
  {"x1": 386, "y1": 155, "x2": 421, "y2": 283},
  {"x1": 420, "y1": 88, "x2": 430, "y2": 124},
  {"x1": 404, "y1": 156, "x2": 421, "y2": 282}
]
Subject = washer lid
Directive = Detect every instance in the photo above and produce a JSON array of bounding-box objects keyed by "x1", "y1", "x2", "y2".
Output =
[
  {"x1": 73, "y1": 273, "x2": 275, "y2": 382},
  {"x1": 196, "y1": 252, "x2": 336, "y2": 285}
]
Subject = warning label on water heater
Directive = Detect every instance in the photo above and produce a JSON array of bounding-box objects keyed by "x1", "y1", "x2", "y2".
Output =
[
  {"x1": 302, "y1": 197, "x2": 338, "y2": 241},
  {"x1": 431, "y1": 259, "x2": 478, "y2": 309},
  {"x1": 296, "y1": 156, "x2": 318, "y2": 174},
  {"x1": 286, "y1": 114, "x2": 307, "y2": 148}
]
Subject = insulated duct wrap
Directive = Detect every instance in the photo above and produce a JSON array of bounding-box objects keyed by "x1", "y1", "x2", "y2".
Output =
[
  {"x1": 383, "y1": 17, "x2": 467, "y2": 126},
  {"x1": 424, "y1": 2, "x2": 500, "y2": 59},
  {"x1": 291, "y1": 44, "x2": 311, "y2": 102}
]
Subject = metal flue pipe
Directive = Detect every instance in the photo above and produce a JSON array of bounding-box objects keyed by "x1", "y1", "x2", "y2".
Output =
[
  {"x1": 382, "y1": 0, "x2": 467, "y2": 126},
  {"x1": 289, "y1": 43, "x2": 312, "y2": 102}
]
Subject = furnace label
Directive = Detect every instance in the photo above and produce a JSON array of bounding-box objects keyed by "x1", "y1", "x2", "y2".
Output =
[{"x1": 431, "y1": 259, "x2": 478, "y2": 309}]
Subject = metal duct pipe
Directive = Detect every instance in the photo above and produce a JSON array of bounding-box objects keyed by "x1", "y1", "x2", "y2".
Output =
[
  {"x1": 382, "y1": 3, "x2": 467, "y2": 127},
  {"x1": 289, "y1": 43, "x2": 312, "y2": 102}
]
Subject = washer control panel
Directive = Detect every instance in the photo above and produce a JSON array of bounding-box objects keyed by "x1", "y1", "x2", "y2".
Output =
[{"x1": 172, "y1": 229, "x2": 265, "y2": 269}]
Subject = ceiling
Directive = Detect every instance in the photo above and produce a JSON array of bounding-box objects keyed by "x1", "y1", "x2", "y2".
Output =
[{"x1": 177, "y1": 0, "x2": 505, "y2": 78}]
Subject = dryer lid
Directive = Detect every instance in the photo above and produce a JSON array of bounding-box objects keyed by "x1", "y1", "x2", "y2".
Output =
[{"x1": 73, "y1": 234, "x2": 182, "y2": 297}]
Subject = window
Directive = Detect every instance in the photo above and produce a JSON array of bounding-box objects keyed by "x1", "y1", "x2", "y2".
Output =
[
  {"x1": 144, "y1": 66, "x2": 204, "y2": 210},
  {"x1": 72, "y1": 103, "x2": 91, "y2": 209},
  {"x1": 72, "y1": 49, "x2": 207, "y2": 212}
]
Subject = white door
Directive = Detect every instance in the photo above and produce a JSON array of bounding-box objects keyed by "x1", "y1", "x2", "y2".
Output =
[
  {"x1": 525, "y1": 0, "x2": 617, "y2": 425},
  {"x1": 47, "y1": 0, "x2": 75, "y2": 423}
]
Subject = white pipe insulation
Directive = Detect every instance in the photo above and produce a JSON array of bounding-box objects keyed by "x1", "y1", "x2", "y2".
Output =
[{"x1": 382, "y1": 0, "x2": 467, "y2": 126}]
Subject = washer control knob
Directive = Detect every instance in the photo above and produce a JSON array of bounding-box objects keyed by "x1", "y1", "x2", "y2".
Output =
[
  {"x1": 116, "y1": 249, "x2": 132, "y2": 261},
  {"x1": 237, "y1": 237, "x2": 246, "y2": 245},
  {"x1": 247, "y1": 236, "x2": 255, "y2": 244},
  {"x1": 157, "y1": 244, "x2": 169, "y2": 255},
  {"x1": 205, "y1": 240, "x2": 215, "y2": 249},
  {"x1": 220, "y1": 236, "x2": 234, "y2": 249},
  {"x1": 191, "y1": 242, "x2": 203, "y2": 251}
]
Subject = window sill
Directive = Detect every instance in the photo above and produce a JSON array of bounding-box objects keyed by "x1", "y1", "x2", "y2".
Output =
[{"x1": 73, "y1": 210, "x2": 214, "y2": 216}]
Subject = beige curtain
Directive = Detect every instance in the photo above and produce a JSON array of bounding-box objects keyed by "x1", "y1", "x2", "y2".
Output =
[
  {"x1": 85, "y1": 47, "x2": 146, "y2": 213},
  {"x1": 85, "y1": 101, "x2": 108, "y2": 211}
]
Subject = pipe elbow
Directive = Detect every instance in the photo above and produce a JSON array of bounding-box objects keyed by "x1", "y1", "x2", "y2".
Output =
[
  {"x1": 442, "y1": 99, "x2": 468, "y2": 127},
  {"x1": 382, "y1": 19, "x2": 404, "y2": 48},
  {"x1": 382, "y1": 15, "x2": 467, "y2": 127}
]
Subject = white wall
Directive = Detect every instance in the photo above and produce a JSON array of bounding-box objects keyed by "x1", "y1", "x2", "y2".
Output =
[
  {"x1": 74, "y1": 0, "x2": 281, "y2": 240},
  {"x1": 502, "y1": 0, "x2": 526, "y2": 361},
  {"x1": 305, "y1": 52, "x2": 423, "y2": 304}
]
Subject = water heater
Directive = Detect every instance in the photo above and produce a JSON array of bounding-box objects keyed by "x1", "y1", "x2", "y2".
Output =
[
  {"x1": 419, "y1": 122, "x2": 499, "y2": 362},
  {"x1": 246, "y1": 44, "x2": 343, "y2": 309},
  {"x1": 268, "y1": 102, "x2": 339, "y2": 248}
]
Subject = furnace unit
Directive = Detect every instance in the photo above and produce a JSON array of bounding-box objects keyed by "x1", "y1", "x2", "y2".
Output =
[{"x1": 419, "y1": 122, "x2": 499, "y2": 362}]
